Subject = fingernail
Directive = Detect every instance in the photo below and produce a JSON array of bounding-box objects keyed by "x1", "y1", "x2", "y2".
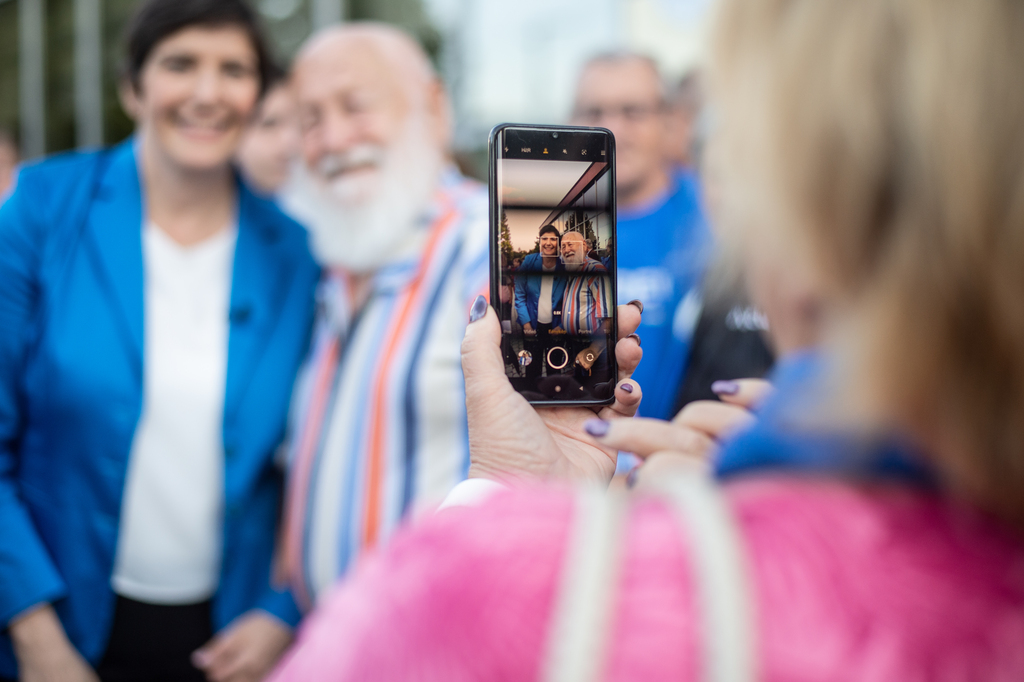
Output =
[
  {"x1": 711, "y1": 380, "x2": 740, "y2": 396},
  {"x1": 619, "y1": 382, "x2": 634, "y2": 394},
  {"x1": 626, "y1": 465, "x2": 640, "y2": 488},
  {"x1": 191, "y1": 651, "x2": 209, "y2": 669},
  {"x1": 627, "y1": 332, "x2": 641, "y2": 347},
  {"x1": 583, "y1": 418, "x2": 610, "y2": 438},
  {"x1": 469, "y1": 295, "x2": 488, "y2": 323},
  {"x1": 627, "y1": 299, "x2": 644, "y2": 314}
]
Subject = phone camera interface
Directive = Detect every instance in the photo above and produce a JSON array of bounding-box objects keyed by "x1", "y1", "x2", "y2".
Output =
[{"x1": 496, "y1": 127, "x2": 615, "y2": 403}]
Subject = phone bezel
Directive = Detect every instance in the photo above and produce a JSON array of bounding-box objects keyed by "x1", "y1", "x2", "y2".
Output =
[{"x1": 488, "y1": 122, "x2": 618, "y2": 407}]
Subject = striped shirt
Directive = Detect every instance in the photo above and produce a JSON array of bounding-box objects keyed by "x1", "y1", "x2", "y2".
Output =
[
  {"x1": 561, "y1": 259, "x2": 611, "y2": 335},
  {"x1": 281, "y1": 170, "x2": 488, "y2": 607}
]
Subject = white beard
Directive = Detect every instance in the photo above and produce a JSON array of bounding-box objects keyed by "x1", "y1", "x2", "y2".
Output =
[
  {"x1": 280, "y1": 117, "x2": 444, "y2": 273},
  {"x1": 562, "y1": 251, "x2": 585, "y2": 271}
]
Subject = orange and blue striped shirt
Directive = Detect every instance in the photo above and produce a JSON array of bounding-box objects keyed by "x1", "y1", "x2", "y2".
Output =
[
  {"x1": 280, "y1": 171, "x2": 488, "y2": 608},
  {"x1": 561, "y1": 258, "x2": 612, "y2": 335}
]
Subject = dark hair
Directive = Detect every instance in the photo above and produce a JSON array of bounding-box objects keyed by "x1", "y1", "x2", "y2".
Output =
[
  {"x1": 124, "y1": 0, "x2": 277, "y2": 96},
  {"x1": 538, "y1": 224, "x2": 561, "y2": 240},
  {"x1": 263, "y1": 59, "x2": 288, "y2": 92}
]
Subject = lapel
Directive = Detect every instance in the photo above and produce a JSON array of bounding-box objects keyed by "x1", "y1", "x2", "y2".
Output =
[
  {"x1": 84, "y1": 141, "x2": 145, "y2": 373},
  {"x1": 84, "y1": 144, "x2": 291, "y2": 421},
  {"x1": 223, "y1": 180, "x2": 289, "y2": 423}
]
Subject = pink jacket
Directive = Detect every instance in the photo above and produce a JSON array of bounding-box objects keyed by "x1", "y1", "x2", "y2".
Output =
[{"x1": 269, "y1": 477, "x2": 1024, "y2": 681}]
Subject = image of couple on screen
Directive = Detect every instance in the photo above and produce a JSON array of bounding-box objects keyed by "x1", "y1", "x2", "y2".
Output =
[{"x1": 512, "y1": 222, "x2": 612, "y2": 381}]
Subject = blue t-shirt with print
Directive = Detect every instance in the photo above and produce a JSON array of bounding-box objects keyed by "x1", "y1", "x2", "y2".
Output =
[{"x1": 617, "y1": 169, "x2": 711, "y2": 420}]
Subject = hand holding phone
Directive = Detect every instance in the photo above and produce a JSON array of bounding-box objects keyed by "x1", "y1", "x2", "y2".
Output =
[{"x1": 489, "y1": 124, "x2": 617, "y2": 405}]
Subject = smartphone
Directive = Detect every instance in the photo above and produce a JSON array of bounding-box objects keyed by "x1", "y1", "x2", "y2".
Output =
[{"x1": 489, "y1": 123, "x2": 617, "y2": 406}]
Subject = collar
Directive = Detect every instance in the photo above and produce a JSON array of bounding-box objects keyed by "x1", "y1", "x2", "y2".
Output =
[
  {"x1": 714, "y1": 350, "x2": 936, "y2": 487},
  {"x1": 316, "y1": 169, "x2": 468, "y2": 322}
]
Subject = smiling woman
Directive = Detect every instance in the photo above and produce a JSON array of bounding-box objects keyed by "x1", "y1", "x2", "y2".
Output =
[{"x1": 0, "y1": 1, "x2": 320, "y2": 681}]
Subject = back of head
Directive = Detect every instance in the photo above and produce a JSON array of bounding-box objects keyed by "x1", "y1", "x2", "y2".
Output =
[{"x1": 711, "y1": 0, "x2": 1024, "y2": 526}]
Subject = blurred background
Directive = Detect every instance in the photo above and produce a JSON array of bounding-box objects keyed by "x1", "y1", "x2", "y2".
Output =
[{"x1": 0, "y1": 0, "x2": 714, "y2": 179}]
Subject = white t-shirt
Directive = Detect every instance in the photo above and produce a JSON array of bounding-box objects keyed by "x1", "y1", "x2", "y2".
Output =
[
  {"x1": 537, "y1": 260, "x2": 557, "y2": 325},
  {"x1": 111, "y1": 222, "x2": 236, "y2": 604}
]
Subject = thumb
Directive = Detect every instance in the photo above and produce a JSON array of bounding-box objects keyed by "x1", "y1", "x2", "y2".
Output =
[
  {"x1": 461, "y1": 296, "x2": 505, "y2": 385},
  {"x1": 192, "y1": 628, "x2": 233, "y2": 671}
]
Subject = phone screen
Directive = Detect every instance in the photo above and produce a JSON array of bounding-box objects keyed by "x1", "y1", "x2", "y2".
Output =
[{"x1": 490, "y1": 125, "x2": 617, "y2": 404}]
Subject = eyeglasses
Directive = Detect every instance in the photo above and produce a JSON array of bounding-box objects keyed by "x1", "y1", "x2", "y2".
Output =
[{"x1": 572, "y1": 103, "x2": 665, "y2": 124}]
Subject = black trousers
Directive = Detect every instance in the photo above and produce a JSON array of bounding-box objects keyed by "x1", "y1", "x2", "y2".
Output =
[
  {"x1": 523, "y1": 322, "x2": 553, "y2": 380},
  {"x1": 3, "y1": 596, "x2": 212, "y2": 682},
  {"x1": 95, "y1": 596, "x2": 214, "y2": 682}
]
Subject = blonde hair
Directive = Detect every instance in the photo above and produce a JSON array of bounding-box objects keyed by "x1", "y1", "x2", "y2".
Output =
[{"x1": 711, "y1": 0, "x2": 1024, "y2": 525}]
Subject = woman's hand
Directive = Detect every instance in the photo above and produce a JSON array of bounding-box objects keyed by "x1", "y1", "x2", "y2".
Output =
[
  {"x1": 584, "y1": 379, "x2": 772, "y2": 482},
  {"x1": 192, "y1": 610, "x2": 292, "y2": 682},
  {"x1": 10, "y1": 604, "x2": 99, "y2": 682},
  {"x1": 462, "y1": 297, "x2": 643, "y2": 486}
]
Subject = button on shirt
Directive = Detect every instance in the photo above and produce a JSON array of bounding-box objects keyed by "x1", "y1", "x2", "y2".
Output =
[{"x1": 111, "y1": 222, "x2": 236, "y2": 604}]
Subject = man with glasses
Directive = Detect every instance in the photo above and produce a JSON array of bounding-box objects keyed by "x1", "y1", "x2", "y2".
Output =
[{"x1": 571, "y1": 52, "x2": 711, "y2": 421}]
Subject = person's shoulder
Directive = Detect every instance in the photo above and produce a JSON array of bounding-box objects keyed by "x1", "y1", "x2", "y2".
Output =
[
  {"x1": 664, "y1": 168, "x2": 705, "y2": 213},
  {"x1": 521, "y1": 253, "x2": 543, "y2": 268},
  {"x1": 726, "y1": 476, "x2": 1024, "y2": 674},
  {"x1": 443, "y1": 170, "x2": 487, "y2": 228},
  {"x1": 1, "y1": 146, "x2": 120, "y2": 249},
  {"x1": 239, "y1": 181, "x2": 317, "y2": 263},
  {"x1": 439, "y1": 169, "x2": 489, "y2": 276},
  {"x1": 271, "y1": 485, "x2": 578, "y2": 680},
  {"x1": 10, "y1": 147, "x2": 108, "y2": 201}
]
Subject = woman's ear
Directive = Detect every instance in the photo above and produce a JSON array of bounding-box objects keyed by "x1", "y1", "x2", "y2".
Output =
[{"x1": 118, "y1": 77, "x2": 142, "y2": 121}]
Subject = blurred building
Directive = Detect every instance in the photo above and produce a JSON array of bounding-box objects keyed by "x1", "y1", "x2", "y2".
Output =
[
  {"x1": 0, "y1": 0, "x2": 438, "y2": 159},
  {"x1": 426, "y1": 0, "x2": 714, "y2": 176},
  {"x1": 0, "y1": 0, "x2": 712, "y2": 169}
]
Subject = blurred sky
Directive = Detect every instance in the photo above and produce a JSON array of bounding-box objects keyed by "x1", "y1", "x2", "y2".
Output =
[{"x1": 425, "y1": 0, "x2": 715, "y2": 150}]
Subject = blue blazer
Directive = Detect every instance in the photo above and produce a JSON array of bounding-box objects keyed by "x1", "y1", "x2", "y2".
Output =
[
  {"x1": 0, "y1": 141, "x2": 319, "y2": 675},
  {"x1": 512, "y1": 253, "x2": 567, "y2": 329}
]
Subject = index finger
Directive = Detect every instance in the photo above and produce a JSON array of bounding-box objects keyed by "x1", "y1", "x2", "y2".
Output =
[
  {"x1": 711, "y1": 378, "x2": 774, "y2": 410},
  {"x1": 672, "y1": 400, "x2": 756, "y2": 441},
  {"x1": 583, "y1": 416, "x2": 715, "y2": 460}
]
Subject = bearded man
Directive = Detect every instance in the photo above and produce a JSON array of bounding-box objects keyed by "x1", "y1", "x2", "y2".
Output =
[
  {"x1": 277, "y1": 24, "x2": 488, "y2": 608},
  {"x1": 558, "y1": 231, "x2": 612, "y2": 379}
]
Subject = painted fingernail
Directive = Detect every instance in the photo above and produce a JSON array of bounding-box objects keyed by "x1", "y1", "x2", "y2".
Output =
[
  {"x1": 619, "y1": 382, "x2": 634, "y2": 394},
  {"x1": 469, "y1": 295, "x2": 488, "y2": 323},
  {"x1": 711, "y1": 380, "x2": 740, "y2": 396},
  {"x1": 627, "y1": 332, "x2": 641, "y2": 347},
  {"x1": 583, "y1": 418, "x2": 610, "y2": 438},
  {"x1": 627, "y1": 299, "x2": 644, "y2": 314}
]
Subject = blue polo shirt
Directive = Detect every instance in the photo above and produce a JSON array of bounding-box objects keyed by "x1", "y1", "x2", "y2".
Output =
[{"x1": 617, "y1": 168, "x2": 711, "y2": 419}]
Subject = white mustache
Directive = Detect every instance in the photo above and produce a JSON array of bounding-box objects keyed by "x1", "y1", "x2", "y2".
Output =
[{"x1": 317, "y1": 145, "x2": 387, "y2": 179}]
